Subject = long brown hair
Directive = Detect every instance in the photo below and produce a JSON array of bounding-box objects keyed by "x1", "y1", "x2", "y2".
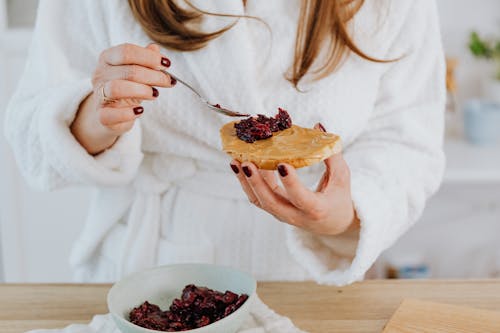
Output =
[{"x1": 128, "y1": 0, "x2": 382, "y2": 87}]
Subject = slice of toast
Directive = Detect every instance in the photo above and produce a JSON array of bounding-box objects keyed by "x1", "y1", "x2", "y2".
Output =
[{"x1": 220, "y1": 122, "x2": 342, "y2": 170}]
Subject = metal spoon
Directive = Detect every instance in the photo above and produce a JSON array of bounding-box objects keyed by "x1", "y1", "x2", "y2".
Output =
[{"x1": 160, "y1": 70, "x2": 250, "y2": 117}]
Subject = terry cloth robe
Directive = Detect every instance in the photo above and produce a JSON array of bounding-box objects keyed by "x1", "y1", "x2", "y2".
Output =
[{"x1": 5, "y1": 0, "x2": 445, "y2": 285}]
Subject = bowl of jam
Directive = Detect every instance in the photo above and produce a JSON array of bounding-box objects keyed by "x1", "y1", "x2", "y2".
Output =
[{"x1": 107, "y1": 264, "x2": 256, "y2": 333}]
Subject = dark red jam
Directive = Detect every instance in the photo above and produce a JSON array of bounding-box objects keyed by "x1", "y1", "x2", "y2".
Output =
[
  {"x1": 129, "y1": 284, "x2": 249, "y2": 331},
  {"x1": 234, "y1": 108, "x2": 292, "y2": 143}
]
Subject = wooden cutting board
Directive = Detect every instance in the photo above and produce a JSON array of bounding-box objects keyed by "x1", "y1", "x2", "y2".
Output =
[{"x1": 383, "y1": 299, "x2": 500, "y2": 333}]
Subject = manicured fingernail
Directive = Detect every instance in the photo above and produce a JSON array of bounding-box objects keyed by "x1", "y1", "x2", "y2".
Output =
[
  {"x1": 278, "y1": 164, "x2": 288, "y2": 177},
  {"x1": 152, "y1": 87, "x2": 159, "y2": 97},
  {"x1": 133, "y1": 106, "x2": 144, "y2": 115},
  {"x1": 161, "y1": 57, "x2": 171, "y2": 67},
  {"x1": 318, "y1": 122, "x2": 326, "y2": 132},
  {"x1": 242, "y1": 166, "x2": 252, "y2": 177},
  {"x1": 230, "y1": 164, "x2": 239, "y2": 174},
  {"x1": 170, "y1": 77, "x2": 177, "y2": 86}
]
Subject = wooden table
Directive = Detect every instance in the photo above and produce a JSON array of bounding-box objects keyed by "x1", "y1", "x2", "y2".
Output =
[{"x1": 2, "y1": 280, "x2": 500, "y2": 333}]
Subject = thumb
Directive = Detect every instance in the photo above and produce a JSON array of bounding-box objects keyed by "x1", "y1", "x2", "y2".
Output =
[
  {"x1": 146, "y1": 43, "x2": 161, "y2": 53},
  {"x1": 314, "y1": 122, "x2": 350, "y2": 188},
  {"x1": 324, "y1": 153, "x2": 349, "y2": 187},
  {"x1": 313, "y1": 122, "x2": 327, "y2": 133}
]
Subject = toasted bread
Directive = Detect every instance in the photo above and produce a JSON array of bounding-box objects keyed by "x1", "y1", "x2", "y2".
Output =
[{"x1": 220, "y1": 122, "x2": 342, "y2": 170}]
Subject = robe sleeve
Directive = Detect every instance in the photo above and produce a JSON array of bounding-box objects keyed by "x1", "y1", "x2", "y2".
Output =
[{"x1": 4, "y1": 0, "x2": 143, "y2": 190}]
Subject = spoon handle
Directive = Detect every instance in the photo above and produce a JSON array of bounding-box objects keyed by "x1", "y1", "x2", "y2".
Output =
[{"x1": 160, "y1": 70, "x2": 207, "y2": 104}]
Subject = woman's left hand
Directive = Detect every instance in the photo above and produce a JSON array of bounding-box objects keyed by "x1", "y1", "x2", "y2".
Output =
[{"x1": 230, "y1": 124, "x2": 358, "y2": 236}]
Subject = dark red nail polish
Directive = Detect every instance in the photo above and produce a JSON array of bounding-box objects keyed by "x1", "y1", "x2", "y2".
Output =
[
  {"x1": 133, "y1": 106, "x2": 144, "y2": 115},
  {"x1": 170, "y1": 77, "x2": 177, "y2": 86},
  {"x1": 318, "y1": 122, "x2": 327, "y2": 132},
  {"x1": 230, "y1": 164, "x2": 239, "y2": 174},
  {"x1": 161, "y1": 57, "x2": 171, "y2": 67},
  {"x1": 242, "y1": 166, "x2": 252, "y2": 177},
  {"x1": 152, "y1": 87, "x2": 159, "y2": 97},
  {"x1": 278, "y1": 165, "x2": 288, "y2": 177}
]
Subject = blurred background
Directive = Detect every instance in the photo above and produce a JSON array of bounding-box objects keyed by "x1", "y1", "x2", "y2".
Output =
[{"x1": 0, "y1": 0, "x2": 499, "y2": 282}]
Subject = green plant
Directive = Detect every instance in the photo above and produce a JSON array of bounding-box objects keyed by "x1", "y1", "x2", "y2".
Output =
[{"x1": 469, "y1": 31, "x2": 500, "y2": 80}]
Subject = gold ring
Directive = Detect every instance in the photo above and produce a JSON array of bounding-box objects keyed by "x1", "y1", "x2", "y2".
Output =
[{"x1": 100, "y1": 84, "x2": 115, "y2": 103}]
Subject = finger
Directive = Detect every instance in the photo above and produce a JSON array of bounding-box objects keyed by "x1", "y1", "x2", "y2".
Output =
[
  {"x1": 107, "y1": 121, "x2": 135, "y2": 135},
  {"x1": 312, "y1": 122, "x2": 330, "y2": 192},
  {"x1": 147, "y1": 43, "x2": 161, "y2": 53},
  {"x1": 315, "y1": 172, "x2": 330, "y2": 193},
  {"x1": 103, "y1": 79, "x2": 159, "y2": 100},
  {"x1": 315, "y1": 155, "x2": 350, "y2": 193},
  {"x1": 241, "y1": 162, "x2": 302, "y2": 224},
  {"x1": 105, "y1": 65, "x2": 173, "y2": 88},
  {"x1": 99, "y1": 105, "x2": 143, "y2": 127},
  {"x1": 277, "y1": 163, "x2": 317, "y2": 210},
  {"x1": 100, "y1": 43, "x2": 171, "y2": 70},
  {"x1": 230, "y1": 160, "x2": 260, "y2": 207},
  {"x1": 313, "y1": 122, "x2": 350, "y2": 191},
  {"x1": 259, "y1": 169, "x2": 287, "y2": 198},
  {"x1": 323, "y1": 153, "x2": 350, "y2": 189},
  {"x1": 314, "y1": 122, "x2": 327, "y2": 132}
]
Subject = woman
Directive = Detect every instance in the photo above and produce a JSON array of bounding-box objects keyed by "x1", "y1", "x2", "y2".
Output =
[{"x1": 5, "y1": 0, "x2": 445, "y2": 285}]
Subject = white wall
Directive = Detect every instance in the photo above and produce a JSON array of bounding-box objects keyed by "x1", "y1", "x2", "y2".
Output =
[{"x1": 437, "y1": 0, "x2": 500, "y2": 104}]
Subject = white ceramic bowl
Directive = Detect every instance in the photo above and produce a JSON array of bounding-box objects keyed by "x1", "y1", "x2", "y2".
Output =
[{"x1": 107, "y1": 264, "x2": 256, "y2": 333}]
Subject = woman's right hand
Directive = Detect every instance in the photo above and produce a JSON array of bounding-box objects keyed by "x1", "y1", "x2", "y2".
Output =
[{"x1": 71, "y1": 43, "x2": 175, "y2": 155}]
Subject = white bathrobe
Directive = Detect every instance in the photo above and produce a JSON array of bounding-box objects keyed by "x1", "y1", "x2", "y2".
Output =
[{"x1": 5, "y1": 0, "x2": 445, "y2": 285}]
